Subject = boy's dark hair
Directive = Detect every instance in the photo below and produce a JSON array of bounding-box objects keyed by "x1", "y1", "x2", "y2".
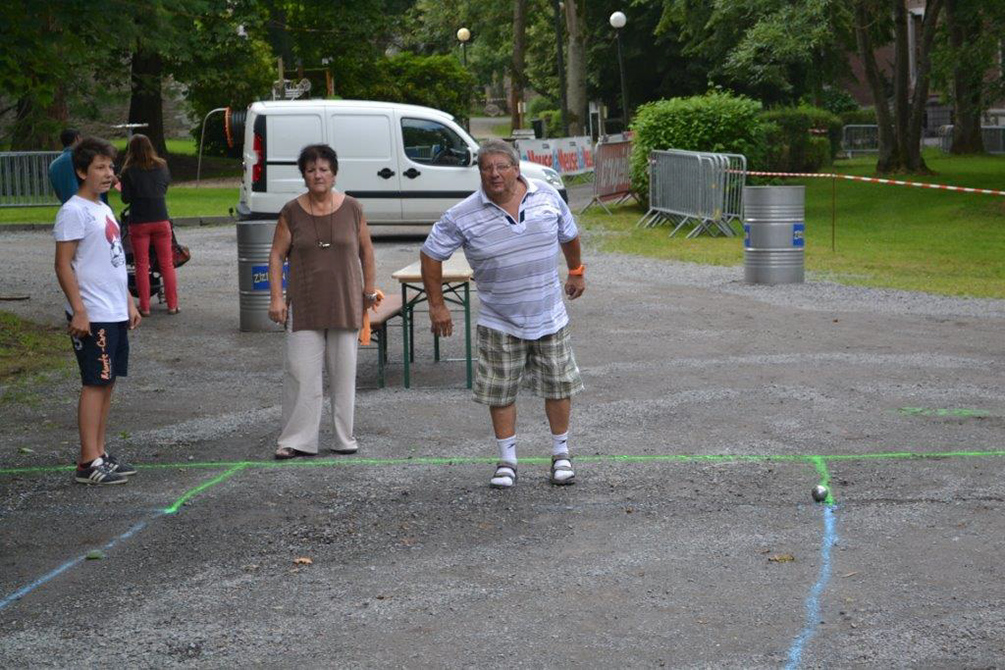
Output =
[
  {"x1": 297, "y1": 144, "x2": 339, "y2": 177},
  {"x1": 59, "y1": 128, "x2": 81, "y2": 148},
  {"x1": 72, "y1": 137, "x2": 117, "y2": 176}
]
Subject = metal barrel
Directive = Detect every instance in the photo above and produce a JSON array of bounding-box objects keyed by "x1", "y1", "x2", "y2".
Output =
[
  {"x1": 237, "y1": 220, "x2": 284, "y2": 332},
  {"x1": 742, "y1": 186, "x2": 805, "y2": 285}
]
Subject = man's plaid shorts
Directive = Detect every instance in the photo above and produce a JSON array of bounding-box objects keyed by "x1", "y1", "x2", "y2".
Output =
[{"x1": 472, "y1": 325, "x2": 584, "y2": 406}]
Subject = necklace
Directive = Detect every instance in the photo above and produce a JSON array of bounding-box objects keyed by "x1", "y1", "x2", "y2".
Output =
[{"x1": 307, "y1": 193, "x2": 335, "y2": 248}]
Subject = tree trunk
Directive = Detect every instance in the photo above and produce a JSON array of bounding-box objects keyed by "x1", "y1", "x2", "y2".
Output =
[
  {"x1": 510, "y1": 0, "x2": 526, "y2": 132},
  {"x1": 854, "y1": 1, "x2": 897, "y2": 169},
  {"x1": 128, "y1": 43, "x2": 168, "y2": 157},
  {"x1": 890, "y1": 0, "x2": 912, "y2": 171},
  {"x1": 564, "y1": 0, "x2": 587, "y2": 135},
  {"x1": 856, "y1": 0, "x2": 944, "y2": 173},
  {"x1": 946, "y1": 0, "x2": 984, "y2": 153},
  {"x1": 904, "y1": 0, "x2": 943, "y2": 171}
]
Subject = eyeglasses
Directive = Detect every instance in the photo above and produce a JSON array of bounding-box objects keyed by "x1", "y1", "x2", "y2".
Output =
[{"x1": 479, "y1": 162, "x2": 516, "y2": 174}]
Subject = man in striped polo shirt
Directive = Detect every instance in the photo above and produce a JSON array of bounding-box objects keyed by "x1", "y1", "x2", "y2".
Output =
[{"x1": 420, "y1": 139, "x2": 586, "y2": 489}]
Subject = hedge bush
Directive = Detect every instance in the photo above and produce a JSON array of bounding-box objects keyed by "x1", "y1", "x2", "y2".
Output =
[
  {"x1": 761, "y1": 105, "x2": 842, "y2": 172},
  {"x1": 629, "y1": 92, "x2": 768, "y2": 201},
  {"x1": 528, "y1": 96, "x2": 558, "y2": 118},
  {"x1": 531, "y1": 109, "x2": 565, "y2": 138}
]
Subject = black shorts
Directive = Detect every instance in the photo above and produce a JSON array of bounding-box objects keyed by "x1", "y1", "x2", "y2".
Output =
[{"x1": 67, "y1": 315, "x2": 129, "y2": 386}]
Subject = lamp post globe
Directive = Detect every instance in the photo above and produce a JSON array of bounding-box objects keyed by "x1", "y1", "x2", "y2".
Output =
[
  {"x1": 457, "y1": 27, "x2": 470, "y2": 68},
  {"x1": 609, "y1": 11, "x2": 630, "y2": 126}
]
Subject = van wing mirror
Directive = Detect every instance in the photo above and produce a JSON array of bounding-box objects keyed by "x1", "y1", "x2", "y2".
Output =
[{"x1": 464, "y1": 148, "x2": 474, "y2": 166}]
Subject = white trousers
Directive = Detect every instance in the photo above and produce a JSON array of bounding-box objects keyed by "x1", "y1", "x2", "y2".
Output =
[{"x1": 279, "y1": 327, "x2": 359, "y2": 453}]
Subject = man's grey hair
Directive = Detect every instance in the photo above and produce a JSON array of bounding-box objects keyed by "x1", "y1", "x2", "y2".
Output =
[{"x1": 477, "y1": 139, "x2": 520, "y2": 168}]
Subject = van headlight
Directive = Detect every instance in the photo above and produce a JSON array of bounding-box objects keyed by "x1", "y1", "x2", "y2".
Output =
[{"x1": 542, "y1": 167, "x2": 564, "y2": 189}]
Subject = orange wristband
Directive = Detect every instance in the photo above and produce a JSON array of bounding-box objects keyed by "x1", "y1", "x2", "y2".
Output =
[{"x1": 568, "y1": 264, "x2": 585, "y2": 276}]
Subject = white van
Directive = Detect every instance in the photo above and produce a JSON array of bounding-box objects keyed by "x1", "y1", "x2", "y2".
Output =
[{"x1": 236, "y1": 100, "x2": 566, "y2": 223}]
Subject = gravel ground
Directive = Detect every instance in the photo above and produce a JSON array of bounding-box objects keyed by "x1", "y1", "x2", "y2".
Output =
[{"x1": 1, "y1": 200, "x2": 1004, "y2": 667}]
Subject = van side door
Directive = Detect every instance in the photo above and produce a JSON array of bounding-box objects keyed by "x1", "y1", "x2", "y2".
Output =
[
  {"x1": 397, "y1": 115, "x2": 480, "y2": 223},
  {"x1": 266, "y1": 112, "x2": 324, "y2": 201},
  {"x1": 328, "y1": 111, "x2": 402, "y2": 224}
]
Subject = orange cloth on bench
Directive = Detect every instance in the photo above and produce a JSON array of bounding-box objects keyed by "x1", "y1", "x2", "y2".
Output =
[{"x1": 358, "y1": 289, "x2": 385, "y2": 345}]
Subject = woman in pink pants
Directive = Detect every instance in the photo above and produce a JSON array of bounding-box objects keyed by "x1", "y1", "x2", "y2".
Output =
[{"x1": 120, "y1": 134, "x2": 179, "y2": 315}]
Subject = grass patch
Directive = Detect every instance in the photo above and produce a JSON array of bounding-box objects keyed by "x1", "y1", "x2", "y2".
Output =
[
  {"x1": 0, "y1": 311, "x2": 72, "y2": 403},
  {"x1": 0, "y1": 186, "x2": 240, "y2": 224},
  {"x1": 581, "y1": 150, "x2": 1005, "y2": 299},
  {"x1": 492, "y1": 121, "x2": 512, "y2": 137}
]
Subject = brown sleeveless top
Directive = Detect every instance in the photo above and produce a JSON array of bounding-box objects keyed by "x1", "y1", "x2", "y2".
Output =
[{"x1": 281, "y1": 195, "x2": 363, "y2": 332}]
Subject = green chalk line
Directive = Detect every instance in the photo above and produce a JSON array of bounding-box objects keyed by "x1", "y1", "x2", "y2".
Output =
[
  {"x1": 163, "y1": 464, "x2": 248, "y2": 514},
  {"x1": 3, "y1": 448, "x2": 1005, "y2": 477}
]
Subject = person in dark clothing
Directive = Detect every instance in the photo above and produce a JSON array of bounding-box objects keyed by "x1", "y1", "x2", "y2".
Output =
[
  {"x1": 49, "y1": 128, "x2": 82, "y2": 203},
  {"x1": 119, "y1": 134, "x2": 179, "y2": 315}
]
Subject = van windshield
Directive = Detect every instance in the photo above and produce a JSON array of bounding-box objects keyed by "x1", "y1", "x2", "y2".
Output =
[{"x1": 401, "y1": 118, "x2": 472, "y2": 167}]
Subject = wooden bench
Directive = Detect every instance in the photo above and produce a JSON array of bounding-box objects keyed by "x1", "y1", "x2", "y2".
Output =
[{"x1": 366, "y1": 294, "x2": 403, "y2": 388}]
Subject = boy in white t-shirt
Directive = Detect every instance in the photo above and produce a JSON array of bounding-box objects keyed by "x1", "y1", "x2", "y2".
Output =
[{"x1": 53, "y1": 137, "x2": 142, "y2": 485}]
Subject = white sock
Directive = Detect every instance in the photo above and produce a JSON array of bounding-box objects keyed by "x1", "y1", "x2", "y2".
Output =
[
  {"x1": 551, "y1": 432, "x2": 569, "y2": 457},
  {"x1": 497, "y1": 435, "x2": 516, "y2": 464}
]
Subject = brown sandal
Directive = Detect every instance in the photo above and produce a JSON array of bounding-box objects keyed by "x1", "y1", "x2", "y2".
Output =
[{"x1": 274, "y1": 447, "x2": 315, "y2": 460}]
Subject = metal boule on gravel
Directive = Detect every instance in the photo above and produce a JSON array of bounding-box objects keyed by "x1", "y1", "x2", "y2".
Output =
[{"x1": 812, "y1": 485, "x2": 830, "y2": 503}]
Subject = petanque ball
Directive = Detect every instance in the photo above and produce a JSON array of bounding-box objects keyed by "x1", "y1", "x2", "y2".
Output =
[{"x1": 812, "y1": 485, "x2": 829, "y2": 502}]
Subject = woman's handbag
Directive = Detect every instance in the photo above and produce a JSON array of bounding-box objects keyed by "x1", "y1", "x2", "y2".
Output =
[{"x1": 170, "y1": 223, "x2": 191, "y2": 268}]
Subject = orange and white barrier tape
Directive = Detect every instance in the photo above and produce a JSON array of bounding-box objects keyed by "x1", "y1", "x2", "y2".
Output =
[{"x1": 744, "y1": 170, "x2": 1005, "y2": 197}]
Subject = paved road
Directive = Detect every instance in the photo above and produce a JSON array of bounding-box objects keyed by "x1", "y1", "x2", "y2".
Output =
[{"x1": 1, "y1": 223, "x2": 1004, "y2": 667}]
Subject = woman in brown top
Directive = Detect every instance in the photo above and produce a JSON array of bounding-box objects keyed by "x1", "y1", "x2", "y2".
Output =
[{"x1": 267, "y1": 144, "x2": 377, "y2": 458}]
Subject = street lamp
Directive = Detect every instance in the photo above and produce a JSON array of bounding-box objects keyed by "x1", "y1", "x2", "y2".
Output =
[
  {"x1": 456, "y1": 27, "x2": 470, "y2": 68},
  {"x1": 609, "y1": 11, "x2": 630, "y2": 127}
]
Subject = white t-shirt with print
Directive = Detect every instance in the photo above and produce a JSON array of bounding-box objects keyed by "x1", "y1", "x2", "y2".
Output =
[{"x1": 53, "y1": 195, "x2": 129, "y2": 322}]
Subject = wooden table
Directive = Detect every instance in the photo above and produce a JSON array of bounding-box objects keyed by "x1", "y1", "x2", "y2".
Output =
[{"x1": 392, "y1": 256, "x2": 474, "y2": 389}]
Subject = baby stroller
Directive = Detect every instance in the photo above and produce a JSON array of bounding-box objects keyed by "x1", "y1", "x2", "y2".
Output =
[{"x1": 120, "y1": 206, "x2": 190, "y2": 304}]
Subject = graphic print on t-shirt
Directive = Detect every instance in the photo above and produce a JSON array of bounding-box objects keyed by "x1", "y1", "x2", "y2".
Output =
[{"x1": 104, "y1": 215, "x2": 125, "y2": 268}]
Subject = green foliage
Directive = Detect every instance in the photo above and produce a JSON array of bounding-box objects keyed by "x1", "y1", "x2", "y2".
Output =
[
  {"x1": 762, "y1": 105, "x2": 842, "y2": 172},
  {"x1": 840, "y1": 108, "x2": 877, "y2": 126},
  {"x1": 811, "y1": 87, "x2": 860, "y2": 115},
  {"x1": 931, "y1": 0, "x2": 1005, "y2": 115},
  {"x1": 367, "y1": 53, "x2": 477, "y2": 123},
  {"x1": 629, "y1": 91, "x2": 768, "y2": 200},
  {"x1": 401, "y1": 0, "x2": 513, "y2": 94},
  {"x1": 528, "y1": 96, "x2": 557, "y2": 118},
  {"x1": 0, "y1": 1, "x2": 120, "y2": 148},
  {"x1": 658, "y1": 0, "x2": 855, "y2": 106},
  {"x1": 181, "y1": 4, "x2": 275, "y2": 157},
  {"x1": 532, "y1": 109, "x2": 564, "y2": 138}
]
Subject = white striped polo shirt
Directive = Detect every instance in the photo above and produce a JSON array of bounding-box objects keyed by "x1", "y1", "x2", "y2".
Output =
[{"x1": 421, "y1": 177, "x2": 580, "y2": 340}]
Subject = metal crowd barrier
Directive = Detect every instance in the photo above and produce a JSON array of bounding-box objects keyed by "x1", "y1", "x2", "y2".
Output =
[
  {"x1": 637, "y1": 149, "x2": 746, "y2": 238},
  {"x1": 580, "y1": 139, "x2": 635, "y2": 214},
  {"x1": 0, "y1": 151, "x2": 62, "y2": 207},
  {"x1": 939, "y1": 125, "x2": 1005, "y2": 154},
  {"x1": 841, "y1": 125, "x2": 879, "y2": 156}
]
